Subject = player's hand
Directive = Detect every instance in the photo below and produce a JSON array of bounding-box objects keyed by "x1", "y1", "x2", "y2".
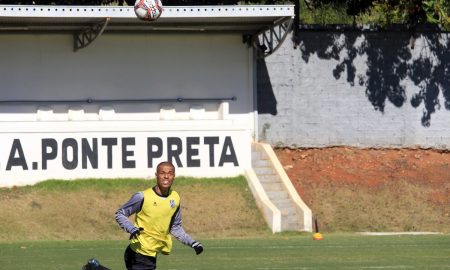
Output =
[
  {"x1": 129, "y1": 227, "x2": 144, "y2": 240},
  {"x1": 191, "y1": 241, "x2": 203, "y2": 255}
]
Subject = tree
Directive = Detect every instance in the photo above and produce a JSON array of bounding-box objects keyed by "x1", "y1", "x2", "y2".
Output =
[{"x1": 304, "y1": 0, "x2": 450, "y2": 29}]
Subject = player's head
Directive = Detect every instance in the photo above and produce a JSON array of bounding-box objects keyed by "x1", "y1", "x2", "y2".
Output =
[
  {"x1": 155, "y1": 161, "x2": 175, "y2": 191},
  {"x1": 156, "y1": 161, "x2": 175, "y2": 174}
]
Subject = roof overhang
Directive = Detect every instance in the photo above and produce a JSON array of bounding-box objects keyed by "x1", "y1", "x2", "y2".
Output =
[
  {"x1": 0, "y1": 4, "x2": 295, "y2": 56},
  {"x1": 0, "y1": 5, "x2": 294, "y2": 33}
]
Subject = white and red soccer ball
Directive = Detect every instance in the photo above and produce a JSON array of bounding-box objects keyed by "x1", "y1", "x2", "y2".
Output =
[{"x1": 134, "y1": 0, "x2": 163, "y2": 21}]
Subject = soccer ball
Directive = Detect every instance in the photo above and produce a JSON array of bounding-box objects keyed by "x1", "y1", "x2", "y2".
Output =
[
  {"x1": 134, "y1": 0, "x2": 163, "y2": 21},
  {"x1": 312, "y1": 232, "x2": 324, "y2": 240}
]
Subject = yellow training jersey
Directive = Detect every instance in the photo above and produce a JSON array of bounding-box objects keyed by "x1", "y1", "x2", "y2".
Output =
[{"x1": 130, "y1": 188, "x2": 180, "y2": 257}]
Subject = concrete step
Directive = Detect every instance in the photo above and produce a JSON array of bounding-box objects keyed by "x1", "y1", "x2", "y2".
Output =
[
  {"x1": 280, "y1": 207, "x2": 298, "y2": 217},
  {"x1": 252, "y1": 159, "x2": 271, "y2": 167},
  {"x1": 272, "y1": 199, "x2": 298, "y2": 217},
  {"x1": 283, "y1": 217, "x2": 300, "y2": 226},
  {"x1": 252, "y1": 143, "x2": 303, "y2": 232},
  {"x1": 251, "y1": 151, "x2": 266, "y2": 159},
  {"x1": 260, "y1": 182, "x2": 285, "y2": 191},
  {"x1": 283, "y1": 222, "x2": 300, "y2": 231},
  {"x1": 253, "y1": 167, "x2": 275, "y2": 175},
  {"x1": 266, "y1": 191, "x2": 289, "y2": 200},
  {"x1": 258, "y1": 175, "x2": 279, "y2": 183},
  {"x1": 273, "y1": 198, "x2": 294, "y2": 207},
  {"x1": 282, "y1": 222, "x2": 301, "y2": 231}
]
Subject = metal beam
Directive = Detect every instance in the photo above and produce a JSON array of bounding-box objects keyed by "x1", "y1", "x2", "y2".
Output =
[
  {"x1": 252, "y1": 17, "x2": 293, "y2": 58},
  {"x1": 73, "y1": 17, "x2": 110, "y2": 52},
  {"x1": 0, "y1": 96, "x2": 237, "y2": 104}
]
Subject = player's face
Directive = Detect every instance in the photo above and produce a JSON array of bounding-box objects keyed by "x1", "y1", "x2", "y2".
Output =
[{"x1": 156, "y1": 164, "x2": 175, "y2": 190}]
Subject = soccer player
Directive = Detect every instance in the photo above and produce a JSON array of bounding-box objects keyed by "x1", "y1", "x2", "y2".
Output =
[{"x1": 115, "y1": 161, "x2": 203, "y2": 270}]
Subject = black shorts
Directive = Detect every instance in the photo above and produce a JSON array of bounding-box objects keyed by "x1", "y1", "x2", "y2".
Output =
[{"x1": 124, "y1": 245, "x2": 157, "y2": 270}]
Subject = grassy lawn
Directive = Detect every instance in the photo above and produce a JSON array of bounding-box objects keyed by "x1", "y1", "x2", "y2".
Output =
[
  {"x1": 0, "y1": 177, "x2": 269, "y2": 241},
  {"x1": 1, "y1": 178, "x2": 449, "y2": 269},
  {"x1": 0, "y1": 234, "x2": 449, "y2": 270}
]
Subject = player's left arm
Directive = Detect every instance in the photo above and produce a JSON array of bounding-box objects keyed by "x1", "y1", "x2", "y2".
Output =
[{"x1": 170, "y1": 205, "x2": 204, "y2": 255}]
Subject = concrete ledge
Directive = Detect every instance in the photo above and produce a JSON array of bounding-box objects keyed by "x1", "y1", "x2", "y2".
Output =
[
  {"x1": 189, "y1": 105, "x2": 205, "y2": 120},
  {"x1": 245, "y1": 168, "x2": 281, "y2": 233},
  {"x1": 68, "y1": 106, "x2": 85, "y2": 121},
  {"x1": 37, "y1": 106, "x2": 54, "y2": 121},
  {"x1": 218, "y1": 101, "x2": 229, "y2": 120},
  {"x1": 160, "y1": 105, "x2": 176, "y2": 120},
  {"x1": 99, "y1": 106, "x2": 116, "y2": 120}
]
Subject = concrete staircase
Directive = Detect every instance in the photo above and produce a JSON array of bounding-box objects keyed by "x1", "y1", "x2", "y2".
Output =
[{"x1": 249, "y1": 142, "x2": 312, "y2": 232}]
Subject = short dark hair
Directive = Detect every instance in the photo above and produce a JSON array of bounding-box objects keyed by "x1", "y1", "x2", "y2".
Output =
[{"x1": 156, "y1": 161, "x2": 175, "y2": 173}]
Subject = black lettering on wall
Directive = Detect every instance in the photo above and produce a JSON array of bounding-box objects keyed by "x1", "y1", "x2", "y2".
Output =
[
  {"x1": 102, "y1": 138, "x2": 117, "y2": 169},
  {"x1": 62, "y1": 138, "x2": 78, "y2": 170},
  {"x1": 204, "y1": 137, "x2": 219, "y2": 167},
  {"x1": 219, "y1": 136, "x2": 239, "y2": 166},
  {"x1": 186, "y1": 137, "x2": 200, "y2": 167},
  {"x1": 122, "y1": 137, "x2": 136, "y2": 169},
  {"x1": 147, "y1": 137, "x2": 163, "y2": 168},
  {"x1": 6, "y1": 139, "x2": 28, "y2": 170},
  {"x1": 5, "y1": 135, "x2": 242, "y2": 173},
  {"x1": 167, "y1": 137, "x2": 183, "y2": 167},
  {"x1": 42, "y1": 138, "x2": 58, "y2": 170},
  {"x1": 82, "y1": 138, "x2": 98, "y2": 169}
]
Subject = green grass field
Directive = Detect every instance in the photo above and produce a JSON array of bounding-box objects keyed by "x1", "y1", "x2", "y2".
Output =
[
  {"x1": 1, "y1": 178, "x2": 449, "y2": 269},
  {"x1": 1, "y1": 234, "x2": 449, "y2": 270}
]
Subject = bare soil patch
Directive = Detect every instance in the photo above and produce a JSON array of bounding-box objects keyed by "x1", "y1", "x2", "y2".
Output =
[{"x1": 275, "y1": 147, "x2": 450, "y2": 232}]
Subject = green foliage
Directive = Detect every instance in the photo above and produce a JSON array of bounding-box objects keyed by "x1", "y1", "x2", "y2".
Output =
[
  {"x1": 422, "y1": 0, "x2": 450, "y2": 29},
  {"x1": 300, "y1": 0, "x2": 355, "y2": 24},
  {"x1": 303, "y1": 0, "x2": 450, "y2": 29}
]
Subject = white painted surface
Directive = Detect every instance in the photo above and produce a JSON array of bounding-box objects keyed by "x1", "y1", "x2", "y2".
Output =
[
  {"x1": 0, "y1": 130, "x2": 251, "y2": 186},
  {"x1": 0, "y1": 33, "x2": 255, "y2": 185},
  {"x1": 0, "y1": 4, "x2": 294, "y2": 19}
]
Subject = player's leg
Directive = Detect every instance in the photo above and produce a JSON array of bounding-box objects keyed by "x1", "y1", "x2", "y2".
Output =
[{"x1": 124, "y1": 245, "x2": 157, "y2": 270}]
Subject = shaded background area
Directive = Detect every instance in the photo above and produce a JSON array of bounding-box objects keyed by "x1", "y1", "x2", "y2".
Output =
[
  {"x1": 257, "y1": 57, "x2": 277, "y2": 115},
  {"x1": 258, "y1": 27, "x2": 450, "y2": 148},
  {"x1": 296, "y1": 25, "x2": 450, "y2": 127}
]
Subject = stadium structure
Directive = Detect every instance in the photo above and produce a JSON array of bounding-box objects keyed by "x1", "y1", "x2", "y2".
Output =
[{"x1": 0, "y1": 2, "x2": 311, "y2": 232}]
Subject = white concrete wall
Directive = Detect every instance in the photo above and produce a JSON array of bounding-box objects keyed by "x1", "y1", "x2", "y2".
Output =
[
  {"x1": 0, "y1": 33, "x2": 253, "y2": 121},
  {"x1": 258, "y1": 31, "x2": 450, "y2": 149},
  {"x1": 0, "y1": 33, "x2": 255, "y2": 186}
]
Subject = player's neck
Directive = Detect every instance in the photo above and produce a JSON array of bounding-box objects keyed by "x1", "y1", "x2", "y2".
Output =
[{"x1": 153, "y1": 185, "x2": 170, "y2": 197}]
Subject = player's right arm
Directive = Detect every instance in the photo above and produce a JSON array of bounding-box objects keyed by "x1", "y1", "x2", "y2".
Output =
[{"x1": 115, "y1": 192, "x2": 144, "y2": 234}]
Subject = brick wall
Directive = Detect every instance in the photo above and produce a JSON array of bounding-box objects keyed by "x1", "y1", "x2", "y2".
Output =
[{"x1": 258, "y1": 29, "x2": 450, "y2": 149}]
